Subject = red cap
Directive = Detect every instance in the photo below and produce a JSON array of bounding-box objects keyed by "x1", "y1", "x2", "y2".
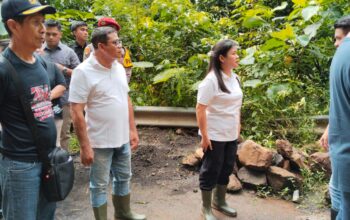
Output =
[{"x1": 97, "y1": 17, "x2": 121, "y2": 31}]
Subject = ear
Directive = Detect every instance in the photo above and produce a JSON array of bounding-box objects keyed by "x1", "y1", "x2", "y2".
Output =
[
  {"x1": 6, "y1": 19, "x2": 20, "y2": 36},
  {"x1": 219, "y1": 54, "x2": 225, "y2": 63}
]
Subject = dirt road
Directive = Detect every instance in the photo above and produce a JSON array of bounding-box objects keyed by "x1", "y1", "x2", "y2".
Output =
[{"x1": 55, "y1": 127, "x2": 329, "y2": 220}]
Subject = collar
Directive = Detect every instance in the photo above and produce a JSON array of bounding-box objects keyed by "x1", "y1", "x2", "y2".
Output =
[
  {"x1": 220, "y1": 71, "x2": 233, "y2": 80},
  {"x1": 73, "y1": 41, "x2": 87, "y2": 48},
  {"x1": 89, "y1": 54, "x2": 118, "y2": 71},
  {"x1": 43, "y1": 41, "x2": 63, "y2": 51}
]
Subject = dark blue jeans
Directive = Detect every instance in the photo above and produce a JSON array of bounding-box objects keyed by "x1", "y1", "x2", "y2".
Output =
[
  {"x1": 0, "y1": 154, "x2": 56, "y2": 220},
  {"x1": 199, "y1": 140, "x2": 238, "y2": 191}
]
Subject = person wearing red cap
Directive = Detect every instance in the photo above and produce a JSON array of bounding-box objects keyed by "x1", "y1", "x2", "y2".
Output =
[
  {"x1": 84, "y1": 17, "x2": 133, "y2": 83},
  {"x1": 0, "y1": 0, "x2": 58, "y2": 220}
]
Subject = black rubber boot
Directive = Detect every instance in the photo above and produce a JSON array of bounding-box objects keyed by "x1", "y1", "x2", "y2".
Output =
[
  {"x1": 201, "y1": 190, "x2": 217, "y2": 220},
  {"x1": 212, "y1": 185, "x2": 237, "y2": 217},
  {"x1": 331, "y1": 208, "x2": 338, "y2": 220}
]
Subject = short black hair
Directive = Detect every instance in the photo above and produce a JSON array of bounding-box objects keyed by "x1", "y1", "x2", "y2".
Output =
[
  {"x1": 91, "y1": 26, "x2": 117, "y2": 49},
  {"x1": 44, "y1": 19, "x2": 62, "y2": 31},
  {"x1": 334, "y1": 15, "x2": 350, "y2": 35},
  {"x1": 71, "y1": 21, "x2": 88, "y2": 32}
]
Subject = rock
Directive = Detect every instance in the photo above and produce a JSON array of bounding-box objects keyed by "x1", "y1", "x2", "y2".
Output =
[
  {"x1": 282, "y1": 160, "x2": 291, "y2": 171},
  {"x1": 292, "y1": 190, "x2": 301, "y2": 203},
  {"x1": 181, "y1": 154, "x2": 199, "y2": 166},
  {"x1": 194, "y1": 148, "x2": 204, "y2": 160},
  {"x1": 267, "y1": 166, "x2": 301, "y2": 192},
  {"x1": 227, "y1": 174, "x2": 243, "y2": 193},
  {"x1": 237, "y1": 140, "x2": 274, "y2": 171},
  {"x1": 175, "y1": 128, "x2": 183, "y2": 135},
  {"x1": 276, "y1": 139, "x2": 309, "y2": 171},
  {"x1": 237, "y1": 167, "x2": 267, "y2": 188},
  {"x1": 272, "y1": 153, "x2": 284, "y2": 166},
  {"x1": 276, "y1": 139, "x2": 293, "y2": 158},
  {"x1": 310, "y1": 152, "x2": 331, "y2": 177}
]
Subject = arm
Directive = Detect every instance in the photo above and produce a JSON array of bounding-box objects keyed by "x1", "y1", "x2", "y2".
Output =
[
  {"x1": 50, "y1": 85, "x2": 66, "y2": 100},
  {"x1": 71, "y1": 102, "x2": 94, "y2": 166},
  {"x1": 319, "y1": 124, "x2": 329, "y2": 150},
  {"x1": 128, "y1": 96, "x2": 139, "y2": 150},
  {"x1": 196, "y1": 103, "x2": 212, "y2": 152}
]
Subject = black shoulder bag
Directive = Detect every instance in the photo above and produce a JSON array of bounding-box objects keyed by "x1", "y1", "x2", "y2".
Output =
[{"x1": 0, "y1": 54, "x2": 74, "y2": 202}]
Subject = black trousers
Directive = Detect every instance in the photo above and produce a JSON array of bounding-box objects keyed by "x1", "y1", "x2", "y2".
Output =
[{"x1": 199, "y1": 139, "x2": 238, "y2": 191}]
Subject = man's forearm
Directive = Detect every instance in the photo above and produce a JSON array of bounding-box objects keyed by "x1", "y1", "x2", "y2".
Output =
[
  {"x1": 71, "y1": 110, "x2": 90, "y2": 149},
  {"x1": 128, "y1": 96, "x2": 137, "y2": 132},
  {"x1": 50, "y1": 85, "x2": 66, "y2": 100}
]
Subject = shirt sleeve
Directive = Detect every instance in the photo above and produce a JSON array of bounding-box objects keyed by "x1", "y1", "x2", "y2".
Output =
[
  {"x1": 54, "y1": 64, "x2": 67, "y2": 88},
  {"x1": 69, "y1": 68, "x2": 89, "y2": 104},
  {"x1": 197, "y1": 77, "x2": 216, "y2": 105},
  {"x1": 69, "y1": 49, "x2": 81, "y2": 69}
]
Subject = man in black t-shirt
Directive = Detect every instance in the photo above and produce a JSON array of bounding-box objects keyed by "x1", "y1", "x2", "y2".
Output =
[{"x1": 0, "y1": 1, "x2": 57, "y2": 220}]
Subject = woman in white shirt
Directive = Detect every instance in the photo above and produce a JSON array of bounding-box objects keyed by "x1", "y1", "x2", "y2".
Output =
[{"x1": 196, "y1": 39, "x2": 243, "y2": 220}]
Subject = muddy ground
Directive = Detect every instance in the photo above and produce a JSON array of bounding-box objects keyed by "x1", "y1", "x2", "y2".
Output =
[{"x1": 56, "y1": 127, "x2": 328, "y2": 220}]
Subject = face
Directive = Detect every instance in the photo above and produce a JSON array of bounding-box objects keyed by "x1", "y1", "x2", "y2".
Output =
[
  {"x1": 8, "y1": 13, "x2": 46, "y2": 51},
  {"x1": 100, "y1": 32, "x2": 122, "y2": 60},
  {"x1": 220, "y1": 46, "x2": 240, "y2": 69},
  {"x1": 45, "y1": 26, "x2": 62, "y2": 48},
  {"x1": 334, "y1": 28, "x2": 346, "y2": 48},
  {"x1": 73, "y1": 26, "x2": 89, "y2": 42}
]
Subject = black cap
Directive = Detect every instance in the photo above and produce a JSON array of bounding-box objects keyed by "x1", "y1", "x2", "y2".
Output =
[{"x1": 1, "y1": 0, "x2": 56, "y2": 22}]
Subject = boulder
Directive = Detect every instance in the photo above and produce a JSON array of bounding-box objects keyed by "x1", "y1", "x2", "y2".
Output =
[
  {"x1": 310, "y1": 152, "x2": 331, "y2": 177},
  {"x1": 276, "y1": 139, "x2": 309, "y2": 170},
  {"x1": 237, "y1": 140, "x2": 274, "y2": 171},
  {"x1": 237, "y1": 167, "x2": 267, "y2": 188},
  {"x1": 267, "y1": 166, "x2": 301, "y2": 192},
  {"x1": 181, "y1": 154, "x2": 199, "y2": 167},
  {"x1": 194, "y1": 148, "x2": 204, "y2": 160},
  {"x1": 227, "y1": 174, "x2": 243, "y2": 193}
]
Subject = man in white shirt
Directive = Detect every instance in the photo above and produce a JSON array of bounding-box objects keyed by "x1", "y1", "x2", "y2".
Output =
[{"x1": 69, "y1": 27, "x2": 146, "y2": 220}]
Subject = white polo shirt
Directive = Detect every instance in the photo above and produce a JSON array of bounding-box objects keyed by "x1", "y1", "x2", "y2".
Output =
[
  {"x1": 197, "y1": 71, "x2": 243, "y2": 141},
  {"x1": 69, "y1": 55, "x2": 129, "y2": 148}
]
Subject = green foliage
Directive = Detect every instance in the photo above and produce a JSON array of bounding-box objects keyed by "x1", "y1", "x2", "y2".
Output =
[{"x1": 49, "y1": 0, "x2": 350, "y2": 145}]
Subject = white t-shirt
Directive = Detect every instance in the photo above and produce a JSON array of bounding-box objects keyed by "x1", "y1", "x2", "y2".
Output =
[
  {"x1": 69, "y1": 55, "x2": 130, "y2": 148},
  {"x1": 197, "y1": 71, "x2": 243, "y2": 141}
]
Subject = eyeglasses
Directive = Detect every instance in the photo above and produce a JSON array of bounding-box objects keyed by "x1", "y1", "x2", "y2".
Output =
[{"x1": 109, "y1": 39, "x2": 122, "y2": 46}]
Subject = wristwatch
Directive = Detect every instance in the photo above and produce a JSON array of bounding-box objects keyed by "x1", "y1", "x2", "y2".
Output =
[{"x1": 62, "y1": 67, "x2": 68, "y2": 76}]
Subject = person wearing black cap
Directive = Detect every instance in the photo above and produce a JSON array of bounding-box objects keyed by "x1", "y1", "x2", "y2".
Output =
[
  {"x1": 70, "y1": 21, "x2": 89, "y2": 62},
  {"x1": 0, "y1": 0, "x2": 57, "y2": 220}
]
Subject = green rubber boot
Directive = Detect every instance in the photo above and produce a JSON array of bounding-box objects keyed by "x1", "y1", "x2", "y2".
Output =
[
  {"x1": 212, "y1": 185, "x2": 237, "y2": 217},
  {"x1": 93, "y1": 203, "x2": 107, "y2": 220},
  {"x1": 113, "y1": 194, "x2": 146, "y2": 220},
  {"x1": 201, "y1": 190, "x2": 217, "y2": 220}
]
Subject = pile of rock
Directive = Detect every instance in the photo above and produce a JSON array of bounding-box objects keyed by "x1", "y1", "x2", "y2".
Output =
[{"x1": 182, "y1": 139, "x2": 331, "y2": 197}]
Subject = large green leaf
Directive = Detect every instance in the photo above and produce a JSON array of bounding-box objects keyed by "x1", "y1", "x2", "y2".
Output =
[
  {"x1": 266, "y1": 83, "x2": 291, "y2": 100},
  {"x1": 244, "y1": 79, "x2": 262, "y2": 88},
  {"x1": 261, "y1": 39, "x2": 286, "y2": 51},
  {"x1": 133, "y1": 62, "x2": 154, "y2": 68},
  {"x1": 297, "y1": 35, "x2": 310, "y2": 47},
  {"x1": 303, "y1": 22, "x2": 322, "y2": 38},
  {"x1": 302, "y1": 6, "x2": 320, "y2": 21},
  {"x1": 271, "y1": 24, "x2": 295, "y2": 40},
  {"x1": 272, "y1": 2, "x2": 288, "y2": 12},
  {"x1": 242, "y1": 16, "x2": 266, "y2": 28},
  {"x1": 153, "y1": 68, "x2": 186, "y2": 84},
  {"x1": 240, "y1": 47, "x2": 256, "y2": 65}
]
